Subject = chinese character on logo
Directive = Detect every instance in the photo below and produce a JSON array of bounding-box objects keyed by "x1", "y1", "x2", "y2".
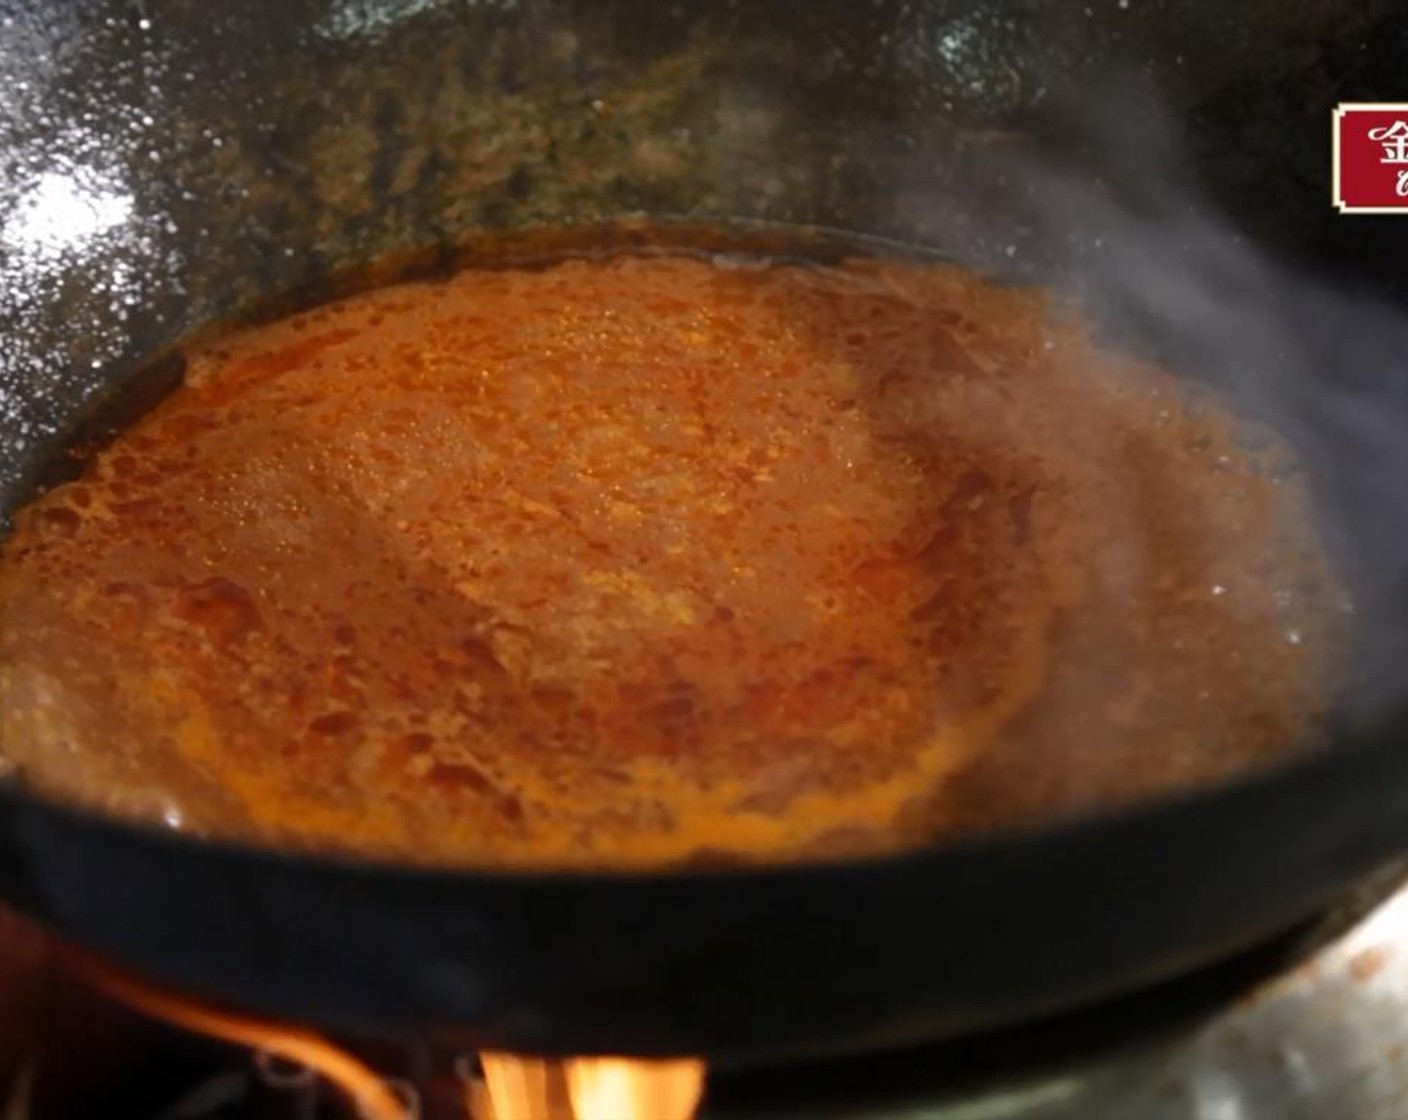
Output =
[
  {"x1": 1333, "y1": 104, "x2": 1408, "y2": 212},
  {"x1": 1368, "y1": 120, "x2": 1408, "y2": 164}
]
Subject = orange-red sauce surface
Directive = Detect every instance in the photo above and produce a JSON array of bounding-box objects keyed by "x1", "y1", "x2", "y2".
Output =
[{"x1": 0, "y1": 252, "x2": 1345, "y2": 867}]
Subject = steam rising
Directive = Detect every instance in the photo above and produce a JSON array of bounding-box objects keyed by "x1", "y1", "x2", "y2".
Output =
[{"x1": 911, "y1": 80, "x2": 1408, "y2": 727}]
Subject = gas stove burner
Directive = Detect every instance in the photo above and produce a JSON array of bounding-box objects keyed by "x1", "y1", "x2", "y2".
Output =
[{"x1": 33, "y1": 863, "x2": 1405, "y2": 1120}]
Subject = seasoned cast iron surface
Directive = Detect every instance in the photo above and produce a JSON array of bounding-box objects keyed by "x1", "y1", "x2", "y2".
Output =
[
  {"x1": 2, "y1": 0, "x2": 1405, "y2": 510},
  {"x1": 4, "y1": 0, "x2": 1408, "y2": 1058}
]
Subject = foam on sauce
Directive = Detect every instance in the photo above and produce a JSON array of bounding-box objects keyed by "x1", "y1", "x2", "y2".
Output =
[{"x1": 0, "y1": 252, "x2": 1346, "y2": 868}]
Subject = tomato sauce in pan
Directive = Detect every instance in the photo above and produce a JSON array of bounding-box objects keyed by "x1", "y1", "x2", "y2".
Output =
[{"x1": 0, "y1": 249, "x2": 1346, "y2": 868}]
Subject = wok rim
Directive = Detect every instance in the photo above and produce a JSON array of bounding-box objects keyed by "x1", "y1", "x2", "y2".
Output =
[{"x1": 1, "y1": 707, "x2": 1401, "y2": 890}]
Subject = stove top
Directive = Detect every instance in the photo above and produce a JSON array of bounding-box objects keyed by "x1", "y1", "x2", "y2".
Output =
[
  {"x1": 11, "y1": 867, "x2": 1408, "y2": 1120},
  {"x1": 914, "y1": 873, "x2": 1408, "y2": 1120},
  {"x1": 949, "y1": 879, "x2": 1408, "y2": 1120},
  {"x1": 710, "y1": 867, "x2": 1408, "y2": 1120}
]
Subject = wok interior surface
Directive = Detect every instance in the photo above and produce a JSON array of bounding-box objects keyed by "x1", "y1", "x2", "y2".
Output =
[
  {"x1": 0, "y1": 230, "x2": 1352, "y2": 870},
  {"x1": 4, "y1": 0, "x2": 1408, "y2": 1059}
]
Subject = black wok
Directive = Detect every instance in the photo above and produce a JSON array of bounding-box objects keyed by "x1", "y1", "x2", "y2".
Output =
[{"x1": 3, "y1": 0, "x2": 1408, "y2": 1064}]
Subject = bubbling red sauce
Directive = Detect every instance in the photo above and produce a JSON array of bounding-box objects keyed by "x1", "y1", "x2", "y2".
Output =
[{"x1": 0, "y1": 249, "x2": 1345, "y2": 868}]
